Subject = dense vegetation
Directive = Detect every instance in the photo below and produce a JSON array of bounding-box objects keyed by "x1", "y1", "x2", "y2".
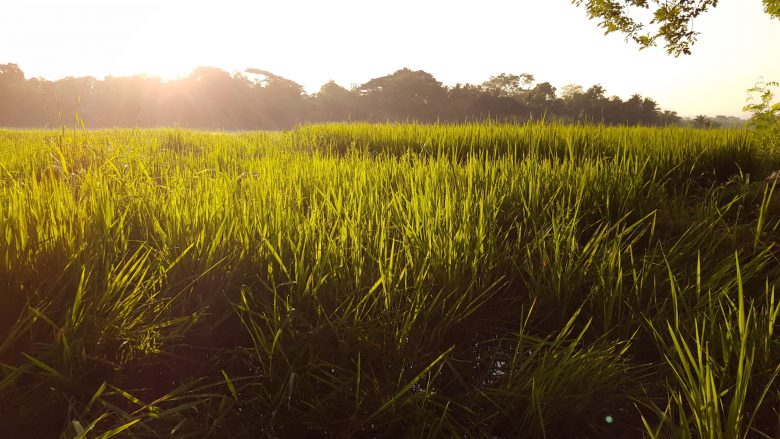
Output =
[
  {"x1": 1, "y1": 123, "x2": 779, "y2": 438},
  {"x1": 0, "y1": 64, "x2": 687, "y2": 130}
]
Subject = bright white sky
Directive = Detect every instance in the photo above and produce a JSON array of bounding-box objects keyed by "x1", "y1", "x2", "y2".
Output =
[{"x1": 1, "y1": 0, "x2": 778, "y2": 117}]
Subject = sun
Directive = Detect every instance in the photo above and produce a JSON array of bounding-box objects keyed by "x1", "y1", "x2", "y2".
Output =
[
  {"x1": 137, "y1": 56, "x2": 195, "y2": 81},
  {"x1": 105, "y1": 4, "x2": 205, "y2": 80},
  {"x1": 108, "y1": 52, "x2": 195, "y2": 81},
  {"x1": 116, "y1": 34, "x2": 202, "y2": 79}
]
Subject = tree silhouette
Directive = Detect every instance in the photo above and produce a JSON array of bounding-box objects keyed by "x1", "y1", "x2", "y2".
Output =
[
  {"x1": 357, "y1": 68, "x2": 447, "y2": 122},
  {"x1": 692, "y1": 114, "x2": 717, "y2": 129},
  {"x1": 481, "y1": 73, "x2": 535, "y2": 98},
  {"x1": 313, "y1": 81, "x2": 359, "y2": 122},
  {"x1": 0, "y1": 64, "x2": 685, "y2": 129}
]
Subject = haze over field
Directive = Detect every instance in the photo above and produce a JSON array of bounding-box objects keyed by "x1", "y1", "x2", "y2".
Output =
[{"x1": 1, "y1": 0, "x2": 779, "y2": 117}]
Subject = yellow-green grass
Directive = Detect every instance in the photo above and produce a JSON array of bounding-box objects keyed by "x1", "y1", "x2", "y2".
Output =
[{"x1": 0, "y1": 123, "x2": 778, "y2": 438}]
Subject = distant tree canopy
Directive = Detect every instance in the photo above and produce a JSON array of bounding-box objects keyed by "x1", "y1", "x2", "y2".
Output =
[
  {"x1": 0, "y1": 63, "x2": 684, "y2": 129},
  {"x1": 572, "y1": 0, "x2": 780, "y2": 56}
]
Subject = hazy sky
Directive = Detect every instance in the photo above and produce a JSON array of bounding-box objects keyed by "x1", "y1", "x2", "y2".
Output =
[{"x1": 1, "y1": 0, "x2": 778, "y2": 117}]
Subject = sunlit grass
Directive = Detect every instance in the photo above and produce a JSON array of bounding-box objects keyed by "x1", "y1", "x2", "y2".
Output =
[{"x1": 0, "y1": 122, "x2": 778, "y2": 437}]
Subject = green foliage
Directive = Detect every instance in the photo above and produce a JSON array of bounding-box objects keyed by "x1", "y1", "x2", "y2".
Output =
[
  {"x1": 765, "y1": 0, "x2": 780, "y2": 17},
  {"x1": 573, "y1": 0, "x2": 780, "y2": 56},
  {"x1": 1, "y1": 123, "x2": 779, "y2": 437},
  {"x1": 744, "y1": 80, "x2": 780, "y2": 148}
]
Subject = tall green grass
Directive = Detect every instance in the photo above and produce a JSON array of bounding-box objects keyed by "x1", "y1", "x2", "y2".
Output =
[{"x1": 0, "y1": 123, "x2": 778, "y2": 437}]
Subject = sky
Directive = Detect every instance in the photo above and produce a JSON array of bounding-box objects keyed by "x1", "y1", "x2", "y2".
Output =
[{"x1": 1, "y1": 0, "x2": 778, "y2": 117}]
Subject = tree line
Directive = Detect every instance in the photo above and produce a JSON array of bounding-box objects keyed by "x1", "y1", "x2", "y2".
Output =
[{"x1": 0, "y1": 63, "x2": 685, "y2": 129}]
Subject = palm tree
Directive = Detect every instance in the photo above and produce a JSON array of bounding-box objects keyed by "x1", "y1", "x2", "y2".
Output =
[{"x1": 693, "y1": 114, "x2": 710, "y2": 129}]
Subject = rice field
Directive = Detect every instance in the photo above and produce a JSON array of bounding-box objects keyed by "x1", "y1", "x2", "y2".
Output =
[{"x1": 0, "y1": 123, "x2": 778, "y2": 438}]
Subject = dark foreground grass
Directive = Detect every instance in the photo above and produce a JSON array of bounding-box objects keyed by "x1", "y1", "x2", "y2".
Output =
[{"x1": 0, "y1": 122, "x2": 778, "y2": 438}]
